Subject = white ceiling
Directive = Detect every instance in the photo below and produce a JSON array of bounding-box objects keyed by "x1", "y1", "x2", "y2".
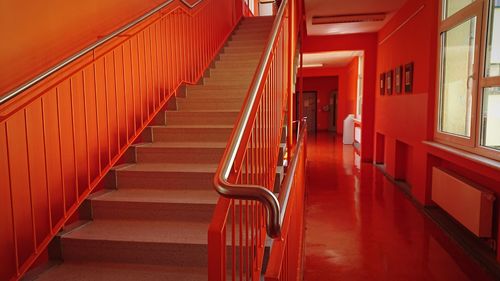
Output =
[
  {"x1": 302, "y1": 50, "x2": 363, "y2": 68},
  {"x1": 304, "y1": 0, "x2": 407, "y2": 35}
]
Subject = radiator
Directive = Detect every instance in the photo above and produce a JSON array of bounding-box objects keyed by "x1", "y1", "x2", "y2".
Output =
[{"x1": 431, "y1": 167, "x2": 495, "y2": 237}]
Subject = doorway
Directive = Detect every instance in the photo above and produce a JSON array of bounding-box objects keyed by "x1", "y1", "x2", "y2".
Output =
[
  {"x1": 328, "y1": 91, "x2": 337, "y2": 132},
  {"x1": 297, "y1": 91, "x2": 317, "y2": 133}
]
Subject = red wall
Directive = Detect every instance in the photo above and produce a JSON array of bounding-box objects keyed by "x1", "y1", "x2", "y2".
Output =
[
  {"x1": 302, "y1": 33, "x2": 377, "y2": 161},
  {"x1": 342, "y1": 57, "x2": 359, "y2": 133},
  {"x1": 375, "y1": 0, "x2": 437, "y2": 203},
  {"x1": 301, "y1": 76, "x2": 338, "y2": 131},
  {"x1": 375, "y1": 0, "x2": 500, "y2": 261},
  {"x1": 0, "y1": 0, "x2": 175, "y2": 95},
  {"x1": 0, "y1": 0, "x2": 244, "y2": 95}
]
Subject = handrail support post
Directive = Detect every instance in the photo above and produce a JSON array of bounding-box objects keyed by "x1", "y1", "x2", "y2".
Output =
[{"x1": 286, "y1": 0, "x2": 295, "y2": 152}]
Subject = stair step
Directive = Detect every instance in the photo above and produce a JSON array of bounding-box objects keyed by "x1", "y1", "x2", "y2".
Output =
[
  {"x1": 176, "y1": 97, "x2": 243, "y2": 110},
  {"x1": 227, "y1": 40, "x2": 267, "y2": 47},
  {"x1": 135, "y1": 141, "x2": 226, "y2": 164},
  {"x1": 185, "y1": 85, "x2": 247, "y2": 96},
  {"x1": 221, "y1": 48, "x2": 266, "y2": 56},
  {"x1": 151, "y1": 125, "x2": 233, "y2": 142},
  {"x1": 90, "y1": 188, "x2": 218, "y2": 221},
  {"x1": 219, "y1": 51, "x2": 262, "y2": 58},
  {"x1": 32, "y1": 262, "x2": 207, "y2": 281},
  {"x1": 240, "y1": 20, "x2": 274, "y2": 27},
  {"x1": 164, "y1": 110, "x2": 238, "y2": 126},
  {"x1": 60, "y1": 220, "x2": 209, "y2": 266},
  {"x1": 231, "y1": 33, "x2": 270, "y2": 40},
  {"x1": 221, "y1": 47, "x2": 265, "y2": 55},
  {"x1": 215, "y1": 59, "x2": 259, "y2": 68},
  {"x1": 115, "y1": 162, "x2": 217, "y2": 190},
  {"x1": 202, "y1": 79, "x2": 251, "y2": 87}
]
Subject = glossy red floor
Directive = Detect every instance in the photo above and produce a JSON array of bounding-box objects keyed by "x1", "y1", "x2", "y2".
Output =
[{"x1": 303, "y1": 132, "x2": 494, "y2": 281}]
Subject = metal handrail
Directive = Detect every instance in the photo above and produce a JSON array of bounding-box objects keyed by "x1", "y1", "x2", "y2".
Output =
[
  {"x1": 213, "y1": 0, "x2": 296, "y2": 239},
  {"x1": 277, "y1": 118, "x2": 306, "y2": 225},
  {"x1": 0, "y1": 0, "x2": 204, "y2": 105}
]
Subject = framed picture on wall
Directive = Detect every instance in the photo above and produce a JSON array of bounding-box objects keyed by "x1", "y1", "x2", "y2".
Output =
[
  {"x1": 380, "y1": 73, "x2": 385, "y2": 95},
  {"x1": 405, "y1": 62, "x2": 414, "y2": 93},
  {"x1": 395, "y1": 65, "x2": 403, "y2": 94},
  {"x1": 386, "y1": 70, "x2": 393, "y2": 95}
]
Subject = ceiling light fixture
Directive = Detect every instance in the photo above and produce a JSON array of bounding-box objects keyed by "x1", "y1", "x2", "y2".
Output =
[
  {"x1": 312, "y1": 12, "x2": 386, "y2": 25},
  {"x1": 302, "y1": 63, "x2": 324, "y2": 68}
]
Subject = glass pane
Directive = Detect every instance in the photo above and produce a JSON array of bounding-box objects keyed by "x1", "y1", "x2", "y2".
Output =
[
  {"x1": 444, "y1": 0, "x2": 474, "y2": 19},
  {"x1": 439, "y1": 18, "x2": 476, "y2": 137},
  {"x1": 481, "y1": 87, "x2": 500, "y2": 150},
  {"x1": 485, "y1": 0, "x2": 500, "y2": 77}
]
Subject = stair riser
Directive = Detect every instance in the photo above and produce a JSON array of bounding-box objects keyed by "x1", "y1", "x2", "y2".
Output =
[
  {"x1": 202, "y1": 79, "x2": 252, "y2": 87},
  {"x1": 221, "y1": 47, "x2": 264, "y2": 54},
  {"x1": 239, "y1": 23, "x2": 274, "y2": 28},
  {"x1": 228, "y1": 39, "x2": 268, "y2": 45},
  {"x1": 91, "y1": 201, "x2": 215, "y2": 221},
  {"x1": 136, "y1": 147, "x2": 224, "y2": 164},
  {"x1": 176, "y1": 101, "x2": 242, "y2": 111},
  {"x1": 215, "y1": 60, "x2": 258, "y2": 68},
  {"x1": 219, "y1": 52, "x2": 262, "y2": 59},
  {"x1": 164, "y1": 112, "x2": 238, "y2": 126},
  {"x1": 202, "y1": 78, "x2": 252, "y2": 86},
  {"x1": 235, "y1": 25, "x2": 272, "y2": 31},
  {"x1": 61, "y1": 239, "x2": 208, "y2": 267},
  {"x1": 220, "y1": 48, "x2": 263, "y2": 55},
  {"x1": 185, "y1": 92, "x2": 247, "y2": 99},
  {"x1": 230, "y1": 34, "x2": 270, "y2": 41},
  {"x1": 116, "y1": 171, "x2": 214, "y2": 190},
  {"x1": 152, "y1": 127, "x2": 232, "y2": 142},
  {"x1": 188, "y1": 91, "x2": 246, "y2": 100},
  {"x1": 204, "y1": 72, "x2": 255, "y2": 79},
  {"x1": 61, "y1": 239, "x2": 252, "y2": 269},
  {"x1": 218, "y1": 56, "x2": 260, "y2": 63},
  {"x1": 186, "y1": 84, "x2": 245, "y2": 90}
]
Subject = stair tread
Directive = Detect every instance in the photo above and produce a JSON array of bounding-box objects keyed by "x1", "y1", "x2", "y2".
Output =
[
  {"x1": 166, "y1": 109, "x2": 239, "y2": 113},
  {"x1": 62, "y1": 219, "x2": 208, "y2": 245},
  {"x1": 136, "y1": 141, "x2": 227, "y2": 148},
  {"x1": 153, "y1": 124, "x2": 233, "y2": 128},
  {"x1": 34, "y1": 262, "x2": 206, "y2": 281},
  {"x1": 92, "y1": 188, "x2": 218, "y2": 205},
  {"x1": 117, "y1": 162, "x2": 218, "y2": 173}
]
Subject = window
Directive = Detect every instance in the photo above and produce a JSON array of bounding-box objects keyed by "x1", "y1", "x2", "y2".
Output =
[
  {"x1": 437, "y1": 0, "x2": 500, "y2": 161},
  {"x1": 356, "y1": 54, "x2": 364, "y2": 119}
]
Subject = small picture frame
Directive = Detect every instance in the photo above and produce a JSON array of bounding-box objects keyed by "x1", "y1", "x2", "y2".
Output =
[
  {"x1": 380, "y1": 73, "x2": 386, "y2": 95},
  {"x1": 386, "y1": 70, "x2": 393, "y2": 95},
  {"x1": 404, "y1": 62, "x2": 414, "y2": 93},
  {"x1": 395, "y1": 65, "x2": 403, "y2": 94}
]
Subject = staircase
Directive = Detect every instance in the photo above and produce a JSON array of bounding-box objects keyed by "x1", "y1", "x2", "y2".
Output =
[{"x1": 29, "y1": 16, "x2": 274, "y2": 281}]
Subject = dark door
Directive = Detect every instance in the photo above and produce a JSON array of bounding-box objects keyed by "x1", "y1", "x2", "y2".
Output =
[
  {"x1": 328, "y1": 91, "x2": 337, "y2": 132},
  {"x1": 300, "y1": 91, "x2": 317, "y2": 133}
]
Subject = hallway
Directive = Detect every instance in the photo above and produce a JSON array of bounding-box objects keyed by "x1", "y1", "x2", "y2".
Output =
[{"x1": 303, "y1": 132, "x2": 495, "y2": 281}]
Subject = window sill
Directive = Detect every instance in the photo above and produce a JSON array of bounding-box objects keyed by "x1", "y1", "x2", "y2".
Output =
[{"x1": 423, "y1": 141, "x2": 500, "y2": 171}]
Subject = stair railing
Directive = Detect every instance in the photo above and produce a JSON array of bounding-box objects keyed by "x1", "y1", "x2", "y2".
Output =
[
  {"x1": 264, "y1": 118, "x2": 307, "y2": 281},
  {"x1": 0, "y1": 1, "x2": 241, "y2": 280},
  {"x1": 209, "y1": 0, "x2": 305, "y2": 279}
]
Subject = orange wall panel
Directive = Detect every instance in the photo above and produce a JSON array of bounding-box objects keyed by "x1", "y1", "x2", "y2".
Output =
[{"x1": 0, "y1": 0, "x2": 165, "y2": 95}]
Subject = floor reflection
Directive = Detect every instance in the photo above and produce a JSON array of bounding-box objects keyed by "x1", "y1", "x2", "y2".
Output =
[{"x1": 303, "y1": 132, "x2": 494, "y2": 281}]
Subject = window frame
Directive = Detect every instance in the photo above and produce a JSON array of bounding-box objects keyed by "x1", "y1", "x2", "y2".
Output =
[{"x1": 435, "y1": 0, "x2": 500, "y2": 161}]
